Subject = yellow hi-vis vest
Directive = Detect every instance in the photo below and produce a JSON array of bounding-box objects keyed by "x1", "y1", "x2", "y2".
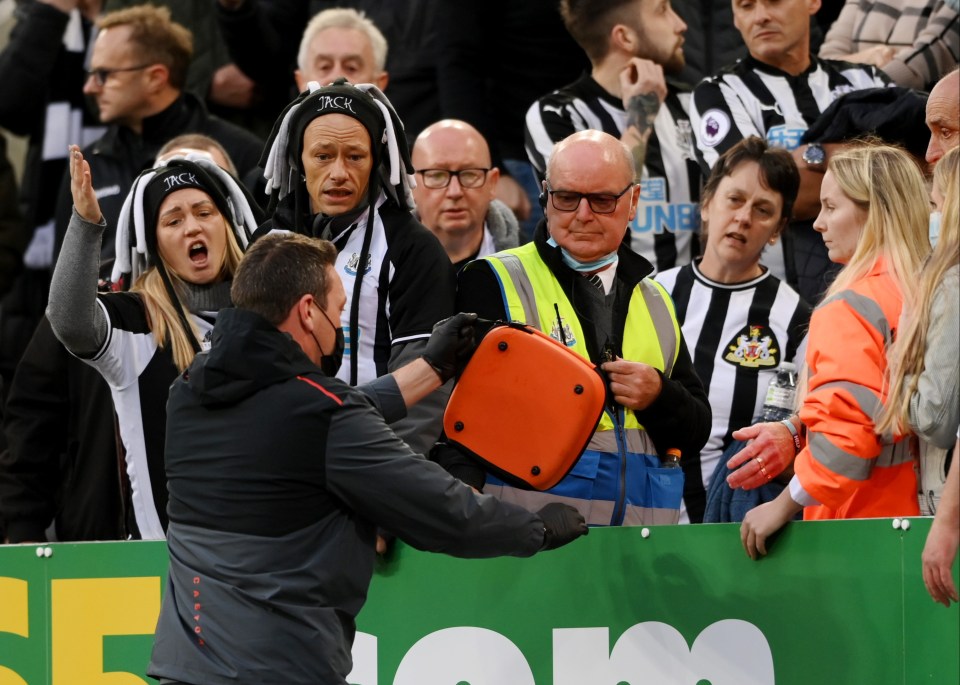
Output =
[{"x1": 481, "y1": 243, "x2": 685, "y2": 526}]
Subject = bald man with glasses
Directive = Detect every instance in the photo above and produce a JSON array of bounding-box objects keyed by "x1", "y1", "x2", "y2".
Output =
[
  {"x1": 442, "y1": 130, "x2": 711, "y2": 527},
  {"x1": 412, "y1": 120, "x2": 520, "y2": 271}
]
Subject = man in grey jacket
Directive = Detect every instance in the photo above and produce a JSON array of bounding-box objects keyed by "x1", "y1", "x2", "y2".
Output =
[
  {"x1": 148, "y1": 232, "x2": 587, "y2": 685},
  {"x1": 412, "y1": 119, "x2": 521, "y2": 271}
]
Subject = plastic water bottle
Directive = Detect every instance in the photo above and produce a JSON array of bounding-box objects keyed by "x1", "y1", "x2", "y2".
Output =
[
  {"x1": 662, "y1": 447, "x2": 682, "y2": 469},
  {"x1": 761, "y1": 362, "x2": 798, "y2": 422}
]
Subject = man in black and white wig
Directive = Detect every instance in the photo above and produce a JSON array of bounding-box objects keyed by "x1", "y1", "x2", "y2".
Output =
[{"x1": 255, "y1": 78, "x2": 455, "y2": 457}]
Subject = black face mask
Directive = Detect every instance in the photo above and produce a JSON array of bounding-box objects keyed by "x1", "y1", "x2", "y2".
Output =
[
  {"x1": 321, "y1": 326, "x2": 346, "y2": 376},
  {"x1": 312, "y1": 305, "x2": 345, "y2": 376}
]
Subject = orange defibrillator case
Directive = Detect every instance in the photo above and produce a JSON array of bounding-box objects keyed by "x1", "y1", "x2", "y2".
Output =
[{"x1": 443, "y1": 322, "x2": 607, "y2": 491}]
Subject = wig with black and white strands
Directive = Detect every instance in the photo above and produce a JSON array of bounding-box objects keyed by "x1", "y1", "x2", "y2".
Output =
[
  {"x1": 110, "y1": 154, "x2": 262, "y2": 356},
  {"x1": 258, "y1": 79, "x2": 419, "y2": 385},
  {"x1": 111, "y1": 153, "x2": 260, "y2": 287},
  {"x1": 260, "y1": 78, "x2": 417, "y2": 222}
]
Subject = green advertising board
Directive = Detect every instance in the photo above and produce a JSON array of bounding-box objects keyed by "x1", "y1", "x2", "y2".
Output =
[{"x1": 0, "y1": 519, "x2": 957, "y2": 684}]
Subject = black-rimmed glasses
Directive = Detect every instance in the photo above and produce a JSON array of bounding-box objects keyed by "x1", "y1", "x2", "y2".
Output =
[
  {"x1": 416, "y1": 168, "x2": 490, "y2": 189},
  {"x1": 546, "y1": 183, "x2": 635, "y2": 214},
  {"x1": 86, "y1": 64, "x2": 152, "y2": 87}
]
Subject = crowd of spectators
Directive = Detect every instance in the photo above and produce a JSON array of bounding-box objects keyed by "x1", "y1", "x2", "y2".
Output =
[{"x1": 0, "y1": 0, "x2": 957, "y2": 616}]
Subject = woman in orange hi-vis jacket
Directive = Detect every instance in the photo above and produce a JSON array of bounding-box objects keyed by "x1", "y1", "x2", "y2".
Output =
[{"x1": 737, "y1": 144, "x2": 930, "y2": 559}]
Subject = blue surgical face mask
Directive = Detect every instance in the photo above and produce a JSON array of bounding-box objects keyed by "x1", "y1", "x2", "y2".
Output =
[
  {"x1": 929, "y1": 211, "x2": 942, "y2": 248},
  {"x1": 546, "y1": 236, "x2": 618, "y2": 273}
]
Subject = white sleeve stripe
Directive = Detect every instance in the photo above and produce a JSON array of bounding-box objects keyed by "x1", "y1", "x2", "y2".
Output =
[
  {"x1": 392, "y1": 333, "x2": 432, "y2": 345},
  {"x1": 89, "y1": 298, "x2": 114, "y2": 362}
]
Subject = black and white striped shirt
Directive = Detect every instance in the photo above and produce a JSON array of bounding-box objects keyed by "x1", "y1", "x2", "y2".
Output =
[
  {"x1": 88, "y1": 293, "x2": 217, "y2": 540},
  {"x1": 691, "y1": 56, "x2": 891, "y2": 168},
  {"x1": 656, "y1": 261, "x2": 811, "y2": 522},
  {"x1": 525, "y1": 74, "x2": 702, "y2": 272}
]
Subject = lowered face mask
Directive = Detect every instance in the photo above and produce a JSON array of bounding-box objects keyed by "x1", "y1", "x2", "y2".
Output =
[{"x1": 546, "y1": 236, "x2": 618, "y2": 273}]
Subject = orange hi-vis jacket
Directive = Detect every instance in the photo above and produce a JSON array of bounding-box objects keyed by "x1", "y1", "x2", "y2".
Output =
[{"x1": 794, "y1": 258, "x2": 919, "y2": 520}]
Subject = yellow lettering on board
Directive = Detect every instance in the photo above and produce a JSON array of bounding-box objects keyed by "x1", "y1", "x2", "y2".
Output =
[
  {"x1": 51, "y1": 577, "x2": 160, "y2": 685},
  {"x1": 0, "y1": 577, "x2": 29, "y2": 685}
]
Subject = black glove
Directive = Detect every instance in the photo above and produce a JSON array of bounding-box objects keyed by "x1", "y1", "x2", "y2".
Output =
[
  {"x1": 537, "y1": 502, "x2": 588, "y2": 551},
  {"x1": 422, "y1": 312, "x2": 479, "y2": 382}
]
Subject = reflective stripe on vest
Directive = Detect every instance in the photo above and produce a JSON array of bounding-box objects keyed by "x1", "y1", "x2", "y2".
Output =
[
  {"x1": 496, "y1": 253, "x2": 542, "y2": 329},
  {"x1": 819, "y1": 290, "x2": 892, "y2": 346},
  {"x1": 484, "y1": 482, "x2": 683, "y2": 527},
  {"x1": 805, "y1": 290, "x2": 911, "y2": 479},
  {"x1": 808, "y1": 432, "x2": 913, "y2": 481},
  {"x1": 586, "y1": 427, "x2": 655, "y2": 455},
  {"x1": 637, "y1": 278, "x2": 679, "y2": 378},
  {"x1": 488, "y1": 246, "x2": 681, "y2": 405},
  {"x1": 814, "y1": 379, "x2": 902, "y2": 444}
]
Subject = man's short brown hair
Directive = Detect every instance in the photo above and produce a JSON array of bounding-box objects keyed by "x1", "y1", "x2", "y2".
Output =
[
  {"x1": 560, "y1": 0, "x2": 639, "y2": 64},
  {"x1": 231, "y1": 233, "x2": 338, "y2": 326},
  {"x1": 98, "y1": 5, "x2": 193, "y2": 90}
]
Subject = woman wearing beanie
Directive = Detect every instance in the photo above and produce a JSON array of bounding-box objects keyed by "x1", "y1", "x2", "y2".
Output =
[{"x1": 47, "y1": 145, "x2": 260, "y2": 540}]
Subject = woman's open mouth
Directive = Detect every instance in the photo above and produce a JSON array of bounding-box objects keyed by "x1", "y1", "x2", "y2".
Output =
[{"x1": 189, "y1": 242, "x2": 208, "y2": 264}]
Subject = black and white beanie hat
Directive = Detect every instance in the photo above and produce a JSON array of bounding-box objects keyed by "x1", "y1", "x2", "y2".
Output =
[
  {"x1": 112, "y1": 154, "x2": 259, "y2": 286},
  {"x1": 260, "y1": 79, "x2": 417, "y2": 213}
]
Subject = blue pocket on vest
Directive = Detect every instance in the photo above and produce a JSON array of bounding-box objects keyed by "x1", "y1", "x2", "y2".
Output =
[
  {"x1": 488, "y1": 449, "x2": 683, "y2": 513},
  {"x1": 626, "y1": 453, "x2": 684, "y2": 511},
  {"x1": 486, "y1": 451, "x2": 602, "y2": 495},
  {"x1": 543, "y1": 450, "x2": 601, "y2": 499}
]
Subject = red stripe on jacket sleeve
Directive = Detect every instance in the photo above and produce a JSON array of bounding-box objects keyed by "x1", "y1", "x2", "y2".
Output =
[{"x1": 296, "y1": 375, "x2": 344, "y2": 406}]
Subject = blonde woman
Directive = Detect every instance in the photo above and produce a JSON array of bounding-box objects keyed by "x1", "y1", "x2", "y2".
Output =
[
  {"x1": 47, "y1": 146, "x2": 258, "y2": 540},
  {"x1": 739, "y1": 144, "x2": 930, "y2": 558},
  {"x1": 877, "y1": 146, "x2": 959, "y2": 514},
  {"x1": 878, "y1": 147, "x2": 959, "y2": 606}
]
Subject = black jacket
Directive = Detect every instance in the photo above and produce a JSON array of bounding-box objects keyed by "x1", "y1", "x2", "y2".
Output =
[
  {"x1": 433, "y1": 0, "x2": 589, "y2": 163},
  {"x1": 0, "y1": 0, "x2": 101, "y2": 233},
  {"x1": 0, "y1": 316, "x2": 122, "y2": 542},
  {"x1": 149, "y1": 308, "x2": 545, "y2": 684},
  {"x1": 216, "y1": 0, "x2": 443, "y2": 141},
  {"x1": 0, "y1": 0, "x2": 104, "y2": 383},
  {"x1": 0, "y1": 135, "x2": 26, "y2": 299}
]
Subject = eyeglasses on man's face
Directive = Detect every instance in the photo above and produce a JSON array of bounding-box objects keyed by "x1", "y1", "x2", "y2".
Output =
[
  {"x1": 416, "y1": 168, "x2": 490, "y2": 189},
  {"x1": 545, "y1": 183, "x2": 635, "y2": 214},
  {"x1": 85, "y1": 64, "x2": 152, "y2": 87}
]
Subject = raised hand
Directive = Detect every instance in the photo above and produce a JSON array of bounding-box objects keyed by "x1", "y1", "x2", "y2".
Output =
[{"x1": 68, "y1": 145, "x2": 102, "y2": 224}]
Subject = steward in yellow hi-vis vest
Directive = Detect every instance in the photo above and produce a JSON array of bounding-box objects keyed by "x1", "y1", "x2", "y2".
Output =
[{"x1": 450, "y1": 226, "x2": 712, "y2": 526}]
